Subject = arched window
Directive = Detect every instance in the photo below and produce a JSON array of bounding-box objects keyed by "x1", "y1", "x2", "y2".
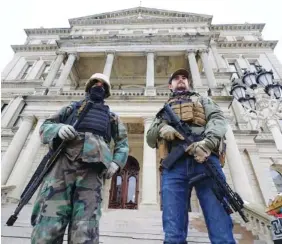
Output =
[
  {"x1": 270, "y1": 169, "x2": 282, "y2": 193},
  {"x1": 109, "y1": 156, "x2": 140, "y2": 209}
]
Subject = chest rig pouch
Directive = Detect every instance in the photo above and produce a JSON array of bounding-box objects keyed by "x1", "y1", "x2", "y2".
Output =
[
  {"x1": 168, "y1": 96, "x2": 207, "y2": 126},
  {"x1": 67, "y1": 101, "x2": 112, "y2": 143}
]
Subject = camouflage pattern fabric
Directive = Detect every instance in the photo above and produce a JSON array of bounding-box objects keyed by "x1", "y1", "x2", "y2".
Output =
[
  {"x1": 39, "y1": 100, "x2": 129, "y2": 170},
  {"x1": 31, "y1": 153, "x2": 104, "y2": 244}
]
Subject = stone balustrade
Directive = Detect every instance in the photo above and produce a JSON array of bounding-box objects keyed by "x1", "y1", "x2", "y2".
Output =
[{"x1": 233, "y1": 203, "x2": 274, "y2": 243}]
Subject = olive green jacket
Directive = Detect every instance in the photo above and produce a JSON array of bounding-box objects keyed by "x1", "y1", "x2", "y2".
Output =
[{"x1": 146, "y1": 94, "x2": 227, "y2": 151}]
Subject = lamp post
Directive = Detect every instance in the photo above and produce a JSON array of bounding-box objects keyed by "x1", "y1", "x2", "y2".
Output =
[{"x1": 229, "y1": 66, "x2": 282, "y2": 151}]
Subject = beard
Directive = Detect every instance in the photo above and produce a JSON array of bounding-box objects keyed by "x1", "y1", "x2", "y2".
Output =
[{"x1": 175, "y1": 83, "x2": 187, "y2": 91}]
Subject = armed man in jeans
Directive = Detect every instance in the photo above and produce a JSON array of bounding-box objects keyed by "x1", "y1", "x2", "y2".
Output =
[
  {"x1": 146, "y1": 69, "x2": 236, "y2": 244},
  {"x1": 31, "y1": 73, "x2": 129, "y2": 244}
]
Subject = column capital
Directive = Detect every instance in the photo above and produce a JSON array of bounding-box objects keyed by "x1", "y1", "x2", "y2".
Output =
[
  {"x1": 199, "y1": 48, "x2": 209, "y2": 54},
  {"x1": 67, "y1": 51, "x2": 80, "y2": 60},
  {"x1": 21, "y1": 115, "x2": 36, "y2": 124},
  {"x1": 186, "y1": 49, "x2": 197, "y2": 54},
  {"x1": 104, "y1": 50, "x2": 116, "y2": 56},
  {"x1": 55, "y1": 50, "x2": 67, "y2": 57},
  {"x1": 145, "y1": 49, "x2": 155, "y2": 54}
]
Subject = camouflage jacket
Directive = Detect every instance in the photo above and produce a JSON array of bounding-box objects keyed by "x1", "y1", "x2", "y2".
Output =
[
  {"x1": 146, "y1": 93, "x2": 227, "y2": 151},
  {"x1": 40, "y1": 101, "x2": 129, "y2": 170}
]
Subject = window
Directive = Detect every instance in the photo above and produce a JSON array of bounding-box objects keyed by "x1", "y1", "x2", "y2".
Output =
[
  {"x1": 270, "y1": 169, "x2": 282, "y2": 193},
  {"x1": 228, "y1": 62, "x2": 239, "y2": 79},
  {"x1": 40, "y1": 64, "x2": 50, "y2": 80},
  {"x1": 21, "y1": 64, "x2": 33, "y2": 80}
]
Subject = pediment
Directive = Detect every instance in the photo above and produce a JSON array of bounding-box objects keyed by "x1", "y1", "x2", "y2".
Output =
[{"x1": 69, "y1": 7, "x2": 212, "y2": 25}]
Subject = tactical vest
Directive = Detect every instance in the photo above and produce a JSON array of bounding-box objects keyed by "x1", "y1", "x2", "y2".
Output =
[
  {"x1": 65, "y1": 100, "x2": 114, "y2": 143},
  {"x1": 167, "y1": 96, "x2": 207, "y2": 126}
]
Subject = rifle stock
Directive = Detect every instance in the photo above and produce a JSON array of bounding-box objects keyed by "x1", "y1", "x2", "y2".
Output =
[{"x1": 6, "y1": 101, "x2": 92, "y2": 226}]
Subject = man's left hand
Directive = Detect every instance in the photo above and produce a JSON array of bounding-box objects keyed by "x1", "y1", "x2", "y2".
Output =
[
  {"x1": 186, "y1": 139, "x2": 212, "y2": 163},
  {"x1": 105, "y1": 162, "x2": 119, "y2": 179}
]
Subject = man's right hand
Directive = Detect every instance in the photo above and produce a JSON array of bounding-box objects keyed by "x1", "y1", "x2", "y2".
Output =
[
  {"x1": 159, "y1": 125, "x2": 184, "y2": 141},
  {"x1": 58, "y1": 125, "x2": 77, "y2": 140}
]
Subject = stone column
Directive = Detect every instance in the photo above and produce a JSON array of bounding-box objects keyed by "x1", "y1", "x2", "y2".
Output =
[
  {"x1": 103, "y1": 52, "x2": 114, "y2": 78},
  {"x1": 231, "y1": 99, "x2": 249, "y2": 130},
  {"x1": 43, "y1": 51, "x2": 66, "y2": 87},
  {"x1": 1, "y1": 116, "x2": 36, "y2": 185},
  {"x1": 225, "y1": 124, "x2": 254, "y2": 202},
  {"x1": 187, "y1": 50, "x2": 202, "y2": 87},
  {"x1": 200, "y1": 49, "x2": 217, "y2": 88},
  {"x1": 27, "y1": 59, "x2": 45, "y2": 80},
  {"x1": 145, "y1": 52, "x2": 156, "y2": 96},
  {"x1": 140, "y1": 117, "x2": 158, "y2": 207},
  {"x1": 1, "y1": 96, "x2": 25, "y2": 128},
  {"x1": 55, "y1": 52, "x2": 78, "y2": 87},
  {"x1": 267, "y1": 120, "x2": 282, "y2": 152},
  {"x1": 6, "y1": 118, "x2": 45, "y2": 200},
  {"x1": 210, "y1": 40, "x2": 226, "y2": 72}
]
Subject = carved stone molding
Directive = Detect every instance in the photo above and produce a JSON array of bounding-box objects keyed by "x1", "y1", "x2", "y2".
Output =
[
  {"x1": 210, "y1": 23, "x2": 265, "y2": 32},
  {"x1": 217, "y1": 41, "x2": 277, "y2": 50},
  {"x1": 69, "y1": 16, "x2": 211, "y2": 26},
  {"x1": 12, "y1": 44, "x2": 58, "y2": 53},
  {"x1": 24, "y1": 28, "x2": 70, "y2": 36}
]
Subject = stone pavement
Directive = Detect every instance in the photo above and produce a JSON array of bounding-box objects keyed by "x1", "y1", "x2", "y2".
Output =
[{"x1": 1, "y1": 203, "x2": 259, "y2": 243}]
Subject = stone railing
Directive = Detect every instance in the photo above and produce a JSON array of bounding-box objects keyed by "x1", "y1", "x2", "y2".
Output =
[{"x1": 233, "y1": 202, "x2": 274, "y2": 243}]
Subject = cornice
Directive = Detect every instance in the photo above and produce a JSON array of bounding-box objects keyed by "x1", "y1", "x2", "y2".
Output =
[
  {"x1": 57, "y1": 35, "x2": 211, "y2": 47},
  {"x1": 24, "y1": 28, "x2": 71, "y2": 36},
  {"x1": 69, "y1": 17, "x2": 211, "y2": 26},
  {"x1": 210, "y1": 23, "x2": 265, "y2": 32},
  {"x1": 11, "y1": 44, "x2": 58, "y2": 53},
  {"x1": 216, "y1": 40, "x2": 278, "y2": 50}
]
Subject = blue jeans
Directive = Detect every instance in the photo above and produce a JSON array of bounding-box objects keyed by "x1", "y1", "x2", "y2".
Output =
[{"x1": 161, "y1": 154, "x2": 236, "y2": 244}]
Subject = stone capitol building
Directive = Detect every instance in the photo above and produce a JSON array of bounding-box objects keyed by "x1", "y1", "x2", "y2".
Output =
[{"x1": 1, "y1": 6, "x2": 282, "y2": 243}]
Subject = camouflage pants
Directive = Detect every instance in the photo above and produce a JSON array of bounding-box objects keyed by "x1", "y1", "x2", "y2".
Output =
[{"x1": 31, "y1": 154, "x2": 105, "y2": 244}]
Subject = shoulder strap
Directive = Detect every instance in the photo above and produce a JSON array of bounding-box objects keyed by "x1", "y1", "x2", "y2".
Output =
[{"x1": 64, "y1": 100, "x2": 84, "y2": 125}]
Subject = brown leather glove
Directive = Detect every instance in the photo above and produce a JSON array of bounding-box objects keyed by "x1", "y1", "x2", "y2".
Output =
[
  {"x1": 159, "y1": 125, "x2": 184, "y2": 141},
  {"x1": 186, "y1": 139, "x2": 213, "y2": 163}
]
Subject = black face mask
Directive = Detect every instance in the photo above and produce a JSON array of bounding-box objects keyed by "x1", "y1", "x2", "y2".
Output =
[{"x1": 89, "y1": 86, "x2": 105, "y2": 102}]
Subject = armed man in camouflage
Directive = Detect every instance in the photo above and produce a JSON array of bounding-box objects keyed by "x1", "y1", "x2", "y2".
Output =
[
  {"x1": 31, "y1": 73, "x2": 129, "y2": 244},
  {"x1": 146, "y1": 69, "x2": 236, "y2": 244}
]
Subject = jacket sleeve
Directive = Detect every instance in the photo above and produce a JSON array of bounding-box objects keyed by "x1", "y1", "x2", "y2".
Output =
[
  {"x1": 146, "y1": 117, "x2": 166, "y2": 149},
  {"x1": 200, "y1": 96, "x2": 227, "y2": 150},
  {"x1": 39, "y1": 104, "x2": 73, "y2": 146},
  {"x1": 112, "y1": 115, "x2": 129, "y2": 170}
]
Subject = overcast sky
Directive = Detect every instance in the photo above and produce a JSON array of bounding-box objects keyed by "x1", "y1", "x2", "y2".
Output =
[{"x1": 1, "y1": 0, "x2": 281, "y2": 73}]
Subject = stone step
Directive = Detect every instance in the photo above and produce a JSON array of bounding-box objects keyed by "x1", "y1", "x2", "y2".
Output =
[{"x1": 1, "y1": 204, "x2": 258, "y2": 244}]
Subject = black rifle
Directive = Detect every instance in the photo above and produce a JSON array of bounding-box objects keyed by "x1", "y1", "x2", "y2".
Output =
[
  {"x1": 158, "y1": 103, "x2": 249, "y2": 223},
  {"x1": 6, "y1": 101, "x2": 92, "y2": 226}
]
